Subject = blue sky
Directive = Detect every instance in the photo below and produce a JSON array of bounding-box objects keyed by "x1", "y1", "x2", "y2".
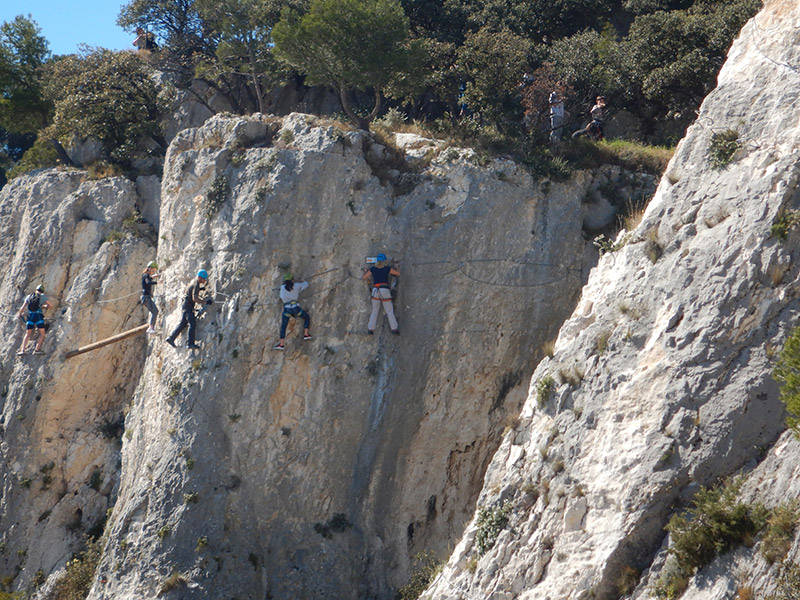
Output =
[{"x1": 1, "y1": 1, "x2": 133, "y2": 56}]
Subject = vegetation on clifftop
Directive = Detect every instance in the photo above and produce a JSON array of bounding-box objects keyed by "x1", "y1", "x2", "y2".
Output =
[{"x1": 0, "y1": 0, "x2": 758, "y2": 183}]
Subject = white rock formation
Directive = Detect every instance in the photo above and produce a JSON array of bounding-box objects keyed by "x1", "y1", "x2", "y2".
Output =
[
  {"x1": 425, "y1": 1, "x2": 800, "y2": 599},
  {"x1": 0, "y1": 170, "x2": 156, "y2": 590},
  {"x1": 0, "y1": 107, "x2": 647, "y2": 597}
]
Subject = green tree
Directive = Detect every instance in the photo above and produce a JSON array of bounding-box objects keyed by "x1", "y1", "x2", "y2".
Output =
[
  {"x1": 40, "y1": 48, "x2": 165, "y2": 164},
  {"x1": 457, "y1": 26, "x2": 536, "y2": 127},
  {"x1": 273, "y1": 0, "x2": 422, "y2": 130},
  {"x1": 776, "y1": 325, "x2": 800, "y2": 434},
  {"x1": 616, "y1": 0, "x2": 760, "y2": 116},
  {"x1": 443, "y1": 0, "x2": 613, "y2": 41},
  {"x1": 117, "y1": 0, "x2": 211, "y2": 67},
  {"x1": 0, "y1": 15, "x2": 51, "y2": 134},
  {"x1": 196, "y1": 0, "x2": 298, "y2": 114}
]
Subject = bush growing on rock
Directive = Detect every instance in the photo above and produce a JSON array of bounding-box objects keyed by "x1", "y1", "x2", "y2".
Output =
[
  {"x1": 661, "y1": 479, "x2": 766, "y2": 595},
  {"x1": 774, "y1": 327, "x2": 800, "y2": 433},
  {"x1": 475, "y1": 500, "x2": 512, "y2": 556}
]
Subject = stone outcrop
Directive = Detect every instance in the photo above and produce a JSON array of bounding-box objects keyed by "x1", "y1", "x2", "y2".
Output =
[
  {"x1": 424, "y1": 1, "x2": 800, "y2": 599},
  {"x1": 4, "y1": 2, "x2": 791, "y2": 597},
  {"x1": 0, "y1": 170, "x2": 156, "y2": 590},
  {"x1": 96, "y1": 113, "x2": 609, "y2": 600},
  {"x1": 0, "y1": 109, "x2": 647, "y2": 597}
]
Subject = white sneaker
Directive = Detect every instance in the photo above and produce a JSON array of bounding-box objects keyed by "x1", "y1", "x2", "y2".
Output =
[{"x1": 146, "y1": 328, "x2": 157, "y2": 334}]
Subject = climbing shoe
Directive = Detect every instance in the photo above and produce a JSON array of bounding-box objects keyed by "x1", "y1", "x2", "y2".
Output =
[
  {"x1": 391, "y1": 329, "x2": 400, "y2": 336},
  {"x1": 304, "y1": 334, "x2": 313, "y2": 340},
  {"x1": 146, "y1": 327, "x2": 157, "y2": 334},
  {"x1": 367, "y1": 330, "x2": 374, "y2": 335},
  {"x1": 187, "y1": 343, "x2": 201, "y2": 350},
  {"x1": 165, "y1": 338, "x2": 176, "y2": 348},
  {"x1": 16, "y1": 350, "x2": 25, "y2": 356},
  {"x1": 273, "y1": 343, "x2": 285, "y2": 350}
]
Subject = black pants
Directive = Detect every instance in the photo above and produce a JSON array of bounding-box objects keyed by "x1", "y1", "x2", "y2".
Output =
[{"x1": 168, "y1": 306, "x2": 196, "y2": 345}]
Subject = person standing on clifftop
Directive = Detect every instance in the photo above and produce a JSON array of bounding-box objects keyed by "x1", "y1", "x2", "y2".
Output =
[
  {"x1": 133, "y1": 27, "x2": 157, "y2": 51},
  {"x1": 362, "y1": 253, "x2": 400, "y2": 335},
  {"x1": 141, "y1": 261, "x2": 159, "y2": 334},
  {"x1": 166, "y1": 269, "x2": 211, "y2": 349},
  {"x1": 549, "y1": 90, "x2": 564, "y2": 142},
  {"x1": 273, "y1": 274, "x2": 312, "y2": 350},
  {"x1": 16, "y1": 285, "x2": 49, "y2": 355},
  {"x1": 572, "y1": 95, "x2": 607, "y2": 140}
]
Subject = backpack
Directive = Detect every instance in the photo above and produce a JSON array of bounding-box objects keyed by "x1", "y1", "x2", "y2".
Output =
[{"x1": 27, "y1": 293, "x2": 41, "y2": 312}]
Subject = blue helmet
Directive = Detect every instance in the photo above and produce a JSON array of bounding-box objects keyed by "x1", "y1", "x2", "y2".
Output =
[
  {"x1": 376, "y1": 253, "x2": 387, "y2": 262},
  {"x1": 197, "y1": 269, "x2": 209, "y2": 279}
]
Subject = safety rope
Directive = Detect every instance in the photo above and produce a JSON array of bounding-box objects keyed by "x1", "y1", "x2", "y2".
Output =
[{"x1": 750, "y1": 12, "x2": 800, "y2": 75}]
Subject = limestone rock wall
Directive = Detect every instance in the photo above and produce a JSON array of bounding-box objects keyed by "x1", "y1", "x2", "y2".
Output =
[
  {"x1": 424, "y1": 1, "x2": 800, "y2": 599},
  {"x1": 0, "y1": 171, "x2": 156, "y2": 590},
  {"x1": 84, "y1": 112, "x2": 618, "y2": 600}
]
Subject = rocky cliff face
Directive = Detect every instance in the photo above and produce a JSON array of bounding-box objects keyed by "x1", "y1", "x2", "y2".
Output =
[
  {"x1": 0, "y1": 106, "x2": 652, "y2": 597},
  {"x1": 424, "y1": 1, "x2": 800, "y2": 599},
  {"x1": 97, "y1": 114, "x2": 607, "y2": 600},
  {"x1": 0, "y1": 171, "x2": 156, "y2": 589}
]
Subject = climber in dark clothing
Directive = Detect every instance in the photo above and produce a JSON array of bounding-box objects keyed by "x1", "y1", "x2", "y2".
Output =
[
  {"x1": 166, "y1": 269, "x2": 211, "y2": 349},
  {"x1": 16, "y1": 284, "x2": 49, "y2": 355},
  {"x1": 141, "y1": 261, "x2": 159, "y2": 333},
  {"x1": 361, "y1": 253, "x2": 400, "y2": 335}
]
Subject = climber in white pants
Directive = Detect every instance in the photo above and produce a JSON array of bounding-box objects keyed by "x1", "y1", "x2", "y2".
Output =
[{"x1": 362, "y1": 253, "x2": 400, "y2": 335}]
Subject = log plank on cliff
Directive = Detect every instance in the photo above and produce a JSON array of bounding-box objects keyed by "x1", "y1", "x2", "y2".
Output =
[{"x1": 64, "y1": 324, "x2": 149, "y2": 359}]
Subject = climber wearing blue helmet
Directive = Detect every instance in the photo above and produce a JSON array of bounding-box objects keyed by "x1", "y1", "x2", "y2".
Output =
[
  {"x1": 361, "y1": 252, "x2": 400, "y2": 335},
  {"x1": 166, "y1": 268, "x2": 212, "y2": 349}
]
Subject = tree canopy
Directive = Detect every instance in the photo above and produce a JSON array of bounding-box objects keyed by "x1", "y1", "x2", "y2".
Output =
[
  {"x1": 42, "y1": 47, "x2": 165, "y2": 163},
  {"x1": 0, "y1": 15, "x2": 51, "y2": 134},
  {"x1": 0, "y1": 0, "x2": 763, "y2": 182},
  {"x1": 273, "y1": 0, "x2": 423, "y2": 129}
]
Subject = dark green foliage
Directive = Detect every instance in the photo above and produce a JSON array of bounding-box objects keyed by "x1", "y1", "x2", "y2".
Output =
[
  {"x1": 6, "y1": 127, "x2": 59, "y2": 178},
  {"x1": 117, "y1": 0, "x2": 211, "y2": 67},
  {"x1": 666, "y1": 479, "x2": 766, "y2": 575},
  {"x1": 49, "y1": 537, "x2": 102, "y2": 600},
  {"x1": 456, "y1": 27, "x2": 536, "y2": 127},
  {"x1": 707, "y1": 129, "x2": 741, "y2": 168},
  {"x1": 313, "y1": 512, "x2": 352, "y2": 538},
  {"x1": 273, "y1": 0, "x2": 423, "y2": 129},
  {"x1": 771, "y1": 210, "x2": 800, "y2": 242},
  {"x1": 0, "y1": 16, "x2": 51, "y2": 134},
  {"x1": 204, "y1": 175, "x2": 229, "y2": 218},
  {"x1": 475, "y1": 500, "x2": 512, "y2": 555},
  {"x1": 775, "y1": 327, "x2": 800, "y2": 434},
  {"x1": 536, "y1": 375, "x2": 555, "y2": 408},
  {"x1": 398, "y1": 551, "x2": 443, "y2": 600},
  {"x1": 195, "y1": 0, "x2": 297, "y2": 114},
  {"x1": 618, "y1": 0, "x2": 759, "y2": 115},
  {"x1": 760, "y1": 502, "x2": 800, "y2": 565},
  {"x1": 39, "y1": 48, "x2": 166, "y2": 165}
]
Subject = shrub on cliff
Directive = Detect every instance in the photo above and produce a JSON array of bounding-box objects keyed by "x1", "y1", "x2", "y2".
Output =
[
  {"x1": 656, "y1": 478, "x2": 767, "y2": 598},
  {"x1": 775, "y1": 326, "x2": 800, "y2": 433}
]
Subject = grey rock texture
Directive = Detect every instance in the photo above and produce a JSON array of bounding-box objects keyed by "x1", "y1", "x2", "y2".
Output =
[
  {"x1": 94, "y1": 113, "x2": 606, "y2": 600},
  {"x1": 424, "y1": 1, "x2": 800, "y2": 599},
  {"x1": 0, "y1": 110, "x2": 642, "y2": 598},
  {"x1": 0, "y1": 170, "x2": 156, "y2": 590}
]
